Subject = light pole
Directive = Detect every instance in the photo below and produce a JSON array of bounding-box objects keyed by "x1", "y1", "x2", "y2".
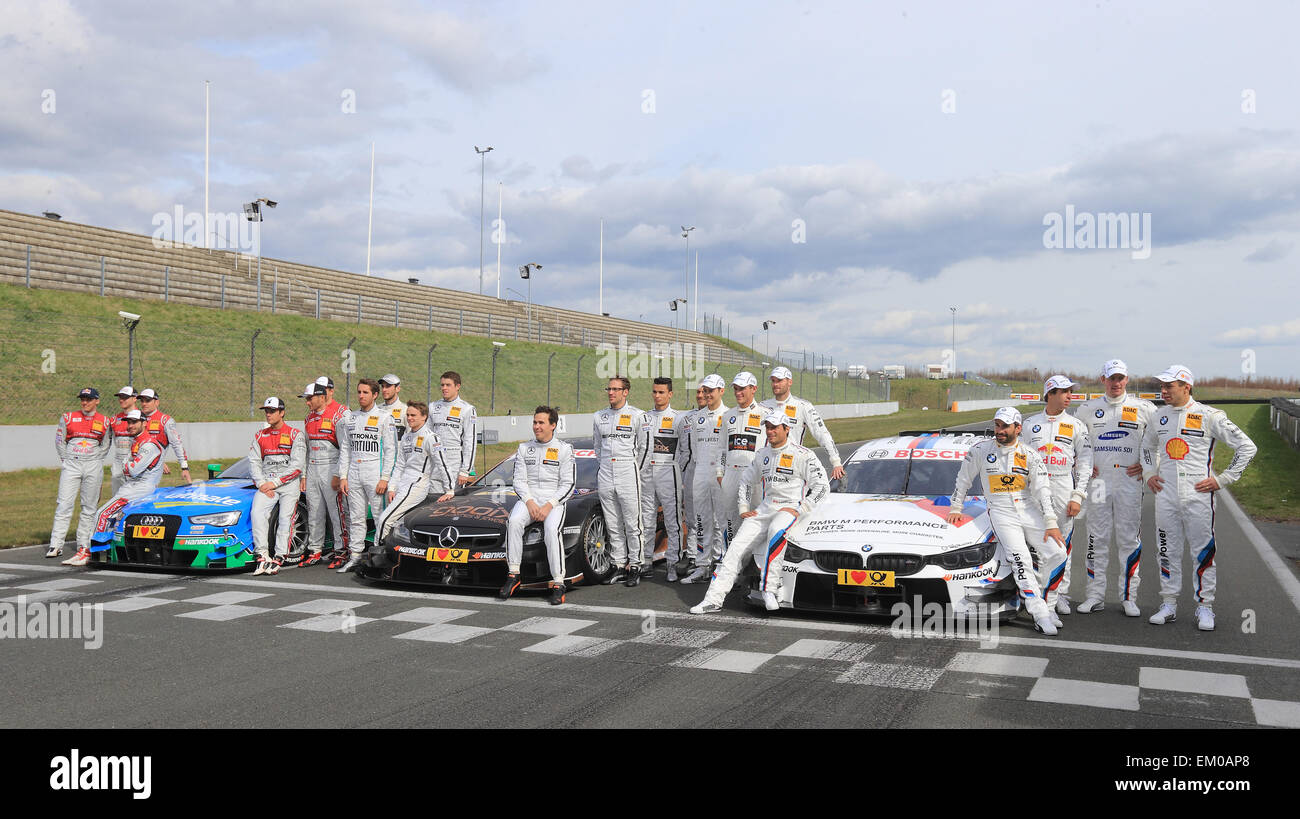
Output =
[
  {"x1": 118, "y1": 311, "x2": 141, "y2": 385},
  {"x1": 681, "y1": 226, "x2": 694, "y2": 316},
  {"x1": 490, "y1": 341, "x2": 505, "y2": 412},
  {"x1": 243, "y1": 197, "x2": 277, "y2": 310},
  {"x1": 475, "y1": 145, "x2": 494, "y2": 295},
  {"x1": 762, "y1": 319, "x2": 776, "y2": 363},
  {"x1": 426, "y1": 343, "x2": 438, "y2": 403},
  {"x1": 520, "y1": 262, "x2": 542, "y2": 330},
  {"x1": 669, "y1": 298, "x2": 687, "y2": 343},
  {"x1": 949, "y1": 306, "x2": 957, "y2": 378},
  {"x1": 547, "y1": 352, "x2": 557, "y2": 405}
]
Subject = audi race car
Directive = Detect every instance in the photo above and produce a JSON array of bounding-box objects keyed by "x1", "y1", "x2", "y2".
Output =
[
  {"x1": 87, "y1": 458, "x2": 355, "y2": 570},
  {"x1": 358, "y1": 438, "x2": 667, "y2": 592},
  {"x1": 772, "y1": 431, "x2": 1020, "y2": 618}
]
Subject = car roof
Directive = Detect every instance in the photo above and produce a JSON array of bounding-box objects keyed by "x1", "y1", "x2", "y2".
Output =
[{"x1": 846, "y1": 430, "x2": 993, "y2": 463}]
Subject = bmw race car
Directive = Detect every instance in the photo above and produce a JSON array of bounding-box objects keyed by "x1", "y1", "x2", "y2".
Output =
[
  {"x1": 88, "y1": 458, "x2": 356, "y2": 570},
  {"x1": 358, "y1": 438, "x2": 667, "y2": 592},
  {"x1": 772, "y1": 431, "x2": 1020, "y2": 617}
]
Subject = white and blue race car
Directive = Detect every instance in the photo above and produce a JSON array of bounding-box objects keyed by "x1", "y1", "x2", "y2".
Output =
[{"x1": 774, "y1": 431, "x2": 1021, "y2": 618}]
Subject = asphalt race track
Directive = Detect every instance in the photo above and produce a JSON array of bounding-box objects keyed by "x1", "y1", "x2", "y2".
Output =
[{"x1": 3, "y1": 439, "x2": 1298, "y2": 729}]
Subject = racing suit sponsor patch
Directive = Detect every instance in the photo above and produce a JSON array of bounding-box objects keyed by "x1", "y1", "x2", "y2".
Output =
[
  {"x1": 990, "y1": 473, "x2": 1026, "y2": 493},
  {"x1": 1165, "y1": 438, "x2": 1189, "y2": 460}
]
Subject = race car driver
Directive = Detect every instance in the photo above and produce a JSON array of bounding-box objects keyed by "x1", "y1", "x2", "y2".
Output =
[
  {"x1": 376, "y1": 374, "x2": 408, "y2": 440},
  {"x1": 108, "y1": 386, "x2": 138, "y2": 495},
  {"x1": 640, "y1": 377, "x2": 689, "y2": 580},
  {"x1": 47, "y1": 388, "x2": 112, "y2": 559},
  {"x1": 948, "y1": 407, "x2": 1067, "y2": 635},
  {"x1": 592, "y1": 376, "x2": 650, "y2": 586},
  {"x1": 690, "y1": 409, "x2": 829, "y2": 613},
  {"x1": 761, "y1": 365, "x2": 845, "y2": 481},
  {"x1": 499, "y1": 406, "x2": 577, "y2": 606},
  {"x1": 301, "y1": 381, "x2": 349, "y2": 567},
  {"x1": 428, "y1": 371, "x2": 478, "y2": 487},
  {"x1": 680, "y1": 374, "x2": 729, "y2": 584},
  {"x1": 713, "y1": 371, "x2": 766, "y2": 566},
  {"x1": 137, "y1": 388, "x2": 191, "y2": 484},
  {"x1": 335, "y1": 378, "x2": 397, "y2": 573},
  {"x1": 1141, "y1": 365, "x2": 1256, "y2": 631},
  {"x1": 1076, "y1": 359, "x2": 1156, "y2": 616},
  {"x1": 374, "y1": 402, "x2": 454, "y2": 547},
  {"x1": 677, "y1": 384, "x2": 708, "y2": 579},
  {"x1": 248, "y1": 397, "x2": 307, "y2": 576},
  {"x1": 68, "y1": 409, "x2": 164, "y2": 566},
  {"x1": 1020, "y1": 375, "x2": 1092, "y2": 616}
]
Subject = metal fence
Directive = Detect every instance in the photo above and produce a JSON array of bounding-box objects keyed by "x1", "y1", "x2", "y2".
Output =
[{"x1": 1270, "y1": 397, "x2": 1300, "y2": 450}]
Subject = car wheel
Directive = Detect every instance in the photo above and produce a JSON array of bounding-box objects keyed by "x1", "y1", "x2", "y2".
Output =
[
  {"x1": 291, "y1": 498, "x2": 309, "y2": 555},
  {"x1": 572, "y1": 511, "x2": 615, "y2": 585}
]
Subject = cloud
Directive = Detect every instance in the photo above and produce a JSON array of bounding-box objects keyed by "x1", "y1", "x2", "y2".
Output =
[
  {"x1": 1217, "y1": 318, "x2": 1300, "y2": 346},
  {"x1": 1244, "y1": 239, "x2": 1293, "y2": 263}
]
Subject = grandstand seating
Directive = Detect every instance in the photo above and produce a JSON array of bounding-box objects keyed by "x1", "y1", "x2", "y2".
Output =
[{"x1": 0, "y1": 208, "x2": 748, "y2": 363}]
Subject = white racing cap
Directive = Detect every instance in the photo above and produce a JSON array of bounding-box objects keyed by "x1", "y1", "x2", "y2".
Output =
[
  {"x1": 302, "y1": 382, "x2": 326, "y2": 398},
  {"x1": 699, "y1": 374, "x2": 726, "y2": 390},
  {"x1": 122, "y1": 409, "x2": 144, "y2": 421},
  {"x1": 770, "y1": 366, "x2": 793, "y2": 380},
  {"x1": 762, "y1": 408, "x2": 795, "y2": 427},
  {"x1": 260, "y1": 396, "x2": 286, "y2": 411},
  {"x1": 115, "y1": 386, "x2": 136, "y2": 398},
  {"x1": 732, "y1": 371, "x2": 758, "y2": 388},
  {"x1": 1102, "y1": 359, "x2": 1128, "y2": 378},
  {"x1": 1155, "y1": 364, "x2": 1194, "y2": 385},
  {"x1": 993, "y1": 407, "x2": 1022, "y2": 426},
  {"x1": 138, "y1": 388, "x2": 159, "y2": 400},
  {"x1": 379, "y1": 374, "x2": 401, "y2": 385},
  {"x1": 1043, "y1": 374, "x2": 1076, "y2": 395}
]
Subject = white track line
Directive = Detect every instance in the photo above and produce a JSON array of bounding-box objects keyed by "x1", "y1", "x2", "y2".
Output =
[{"x1": 1220, "y1": 488, "x2": 1300, "y2": 616}]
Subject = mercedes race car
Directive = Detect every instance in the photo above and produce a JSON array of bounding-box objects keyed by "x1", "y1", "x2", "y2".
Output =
[
  {"x1": 87, "y1": 458, "x2": 356, "y2": 570},
  {"x1": 358, "y1": 438, "x2": 667, "y2": 592},
  {"x1": 772, "y1": 431, "x2": 1020, "y2": 618}
]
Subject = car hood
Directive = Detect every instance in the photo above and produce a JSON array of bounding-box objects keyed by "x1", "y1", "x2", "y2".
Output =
[
  {"x1": 787, "y1": 494, "x2": 992, "y2": 551},
  {"x1": 403, "y1": 486, "x2": 519, "y2": 529},
  {"x1": 130, "y1": 479, "x2": 253, "y2": 512}
]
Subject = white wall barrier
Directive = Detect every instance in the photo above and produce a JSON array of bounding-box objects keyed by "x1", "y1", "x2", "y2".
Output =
[{"x1": 0, "y1": 401, "x2": 900, "y2": 473}]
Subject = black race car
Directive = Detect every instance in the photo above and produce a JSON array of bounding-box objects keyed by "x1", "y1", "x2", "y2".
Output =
[{"x1": 357, "y1": 437, "x2": 667, "y2": 591}]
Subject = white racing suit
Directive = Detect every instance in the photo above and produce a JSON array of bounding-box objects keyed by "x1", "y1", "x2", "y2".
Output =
[
  {"x1": 429, "y1": 397, "x2": 478, "y2": 482},
  {"x1": 593, "y1": 404, "x2": 650, "y2": 569},
  {"x1": 687, "y1": 404, "x2": 728, "y2": 567},
  {"x1": 951, "y1": 438, "x2": 1064, "y2": 619},
  {"x1": 376, "y1": 398, "x2": 408, "y2": 440},
  {"x1": 142, "y1": 410, "x2": 189, "y2": 472},
  {"x1": 304, "y1": 400, "x2": 349, "y2": 556},
  {"x1": 109, "y1": 411, "x2": 134, "y2": 495},
  {"x1": 759, "y1": 394, "x2": 842, "y2": 472},
  {"x1": 640, "y1": 407, "x2": 689, "y2": 568},
  {"x1": 507, "y1": 438, "x2": 577, "y2": 582},
  {"x1": 1020, "y1": 411, "x2": 1092, "y2": 602},
  {"x1": 375, "y1": 425, "x2": 454, "y2": 545},
  {"x1": 49, "y1": 411, "x2": 112, "y2": 552},
  {"x1": 717, "y1": 402, "x2": 765, "y2": 553},
  {"x1": 700, "y1": 441, "x2": 829, "y2": 607},
  {"x1": 249, "y1": 424, "x2": 306, "y2": 559},
  {"x1": 1080, "y1": 394, "x2": 1156, "y2": 603},
  {"x1": 92, "y1": 434, "x2": 165, "y2": 539},
  {"x1": 338, "y1": 407, "x2": 397, "y2": 556},
  {"x1": 1141, "y1": 400, "x2": 1256, "y2": 607}
]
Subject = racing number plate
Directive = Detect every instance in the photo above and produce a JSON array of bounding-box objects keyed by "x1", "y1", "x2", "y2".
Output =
[
  {"x1": 425, "y1": 547, "x2": 469, "y2": 563},
  {"x1": 837, "y1": 569, "x2": 895, "y2": 588},
  {"x1": 131, "y1": 525, "x2": 166, "y2": 540}
]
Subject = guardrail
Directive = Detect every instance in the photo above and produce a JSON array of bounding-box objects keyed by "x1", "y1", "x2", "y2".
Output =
[{"x1": 1270, "y1": 397, "x2": 1300, "y2": 450}]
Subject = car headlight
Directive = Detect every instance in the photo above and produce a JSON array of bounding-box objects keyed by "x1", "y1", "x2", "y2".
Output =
[
  {"x1": 524, "y1": 528, "x2": 542, "y2": 546},
  {"x1": 190, "y1": 511, "x2": 241, "y2": 527},
  {"x1": 391, "y1": 519, "x2": 410, "y2": 544},
  {"x1": 784, "y1": 542, "x2": 812, "y2": 563},
  {"x1": 927, "y1": 541, "x2": 997, "y2": 570}
]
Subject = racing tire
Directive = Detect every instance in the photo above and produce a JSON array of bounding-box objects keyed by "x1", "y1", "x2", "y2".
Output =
[{"x1": 569, "y1": 510, "x2": 615, "y2": 585}]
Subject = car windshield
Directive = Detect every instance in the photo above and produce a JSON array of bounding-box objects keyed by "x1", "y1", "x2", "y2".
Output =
[
  {"x1": 215, "y1": 458, "x2": 252, "y2": 480},
  {"x1": 477, "y1": 452, "x2": 598, "y2": 489},
  {"x1": 839, "y1": 458, "x2": 963, "y2": 496}
]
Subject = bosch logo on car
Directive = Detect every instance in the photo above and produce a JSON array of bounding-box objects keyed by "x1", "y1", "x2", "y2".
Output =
[{"x1": 1098, "y1": 430, "x2": 1130, "y2": 440}]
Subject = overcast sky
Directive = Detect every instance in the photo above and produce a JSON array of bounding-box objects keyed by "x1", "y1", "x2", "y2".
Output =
[{"x1": 3, "y1": 0, "x2": 1298, "y2": 379}]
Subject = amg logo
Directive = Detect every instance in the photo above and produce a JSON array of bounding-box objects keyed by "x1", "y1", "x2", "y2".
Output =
[{"x1": 50, "y1": 749, "x2": 151, "y2": 799}]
